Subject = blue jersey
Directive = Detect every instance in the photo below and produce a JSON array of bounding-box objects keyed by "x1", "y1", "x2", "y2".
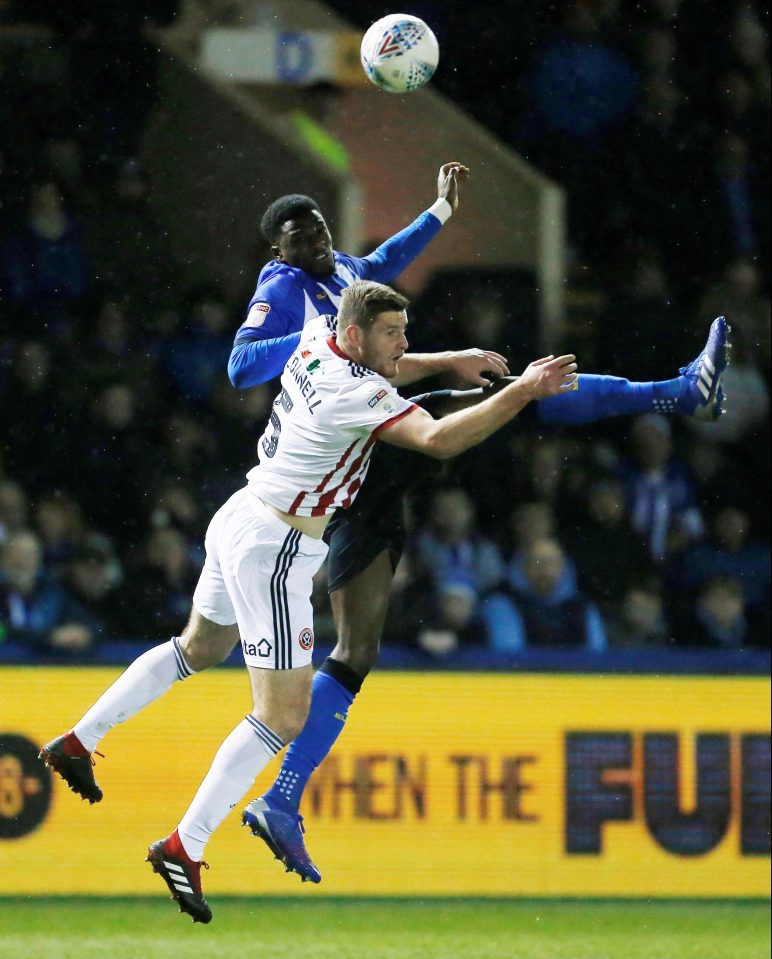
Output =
[{"x1": 228, "y1": 201, "x2": 451, "y2": 387}]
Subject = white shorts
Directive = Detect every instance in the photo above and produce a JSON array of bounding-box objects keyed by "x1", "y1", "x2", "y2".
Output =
[{"x1": 192, "y1": 487, "x2": 328, "y2": 670}]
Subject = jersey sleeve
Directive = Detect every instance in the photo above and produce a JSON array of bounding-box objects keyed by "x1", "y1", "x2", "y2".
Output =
[
  {"x1": 353, "y1": 199, "x2": 452, "y2": 284},
  {"x1": 337, "y1": 380, "x2": 418, "y2": 436},
  {"x1": 229, "y1": 272, "x2": 307, "y2": 387}
]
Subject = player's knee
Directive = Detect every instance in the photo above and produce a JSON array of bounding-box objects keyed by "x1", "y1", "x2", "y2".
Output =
[
  {"x1": 180, "y1": 618, "x2": 237, "y2": 671},
  {"x1": 333, "y1": 636, "x2": 380, "y2": 678},
  {"x1": 255, "y1": 695, "x2": 310, "y2": 743}
]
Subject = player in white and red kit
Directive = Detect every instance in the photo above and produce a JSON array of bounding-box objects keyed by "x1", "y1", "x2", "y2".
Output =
[{"x1": 39, "y1": 280, "x2": 577, "y2": 923}]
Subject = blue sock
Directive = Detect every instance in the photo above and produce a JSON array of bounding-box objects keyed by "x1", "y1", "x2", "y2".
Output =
[
  {"x1": 536, "y1": 374, "x2": 682, "y2": 426},
  {"x1": 262, "y1": 668, "x2": 356, "y2": 813}
]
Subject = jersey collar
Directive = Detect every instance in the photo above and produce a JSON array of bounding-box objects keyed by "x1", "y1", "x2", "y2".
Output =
[{"x1": 327, "y1": 336, "x2": 353, "y2": 360}]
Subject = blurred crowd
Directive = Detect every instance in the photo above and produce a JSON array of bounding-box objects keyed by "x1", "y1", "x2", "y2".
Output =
[{"x1": 0, "y1": 0, "x2": 769, "y2": 661}]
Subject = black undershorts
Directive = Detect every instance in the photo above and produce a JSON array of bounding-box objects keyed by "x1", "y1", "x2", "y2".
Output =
[{"x1": 324, "y1": 391, "x2": 450, "y2": 592}]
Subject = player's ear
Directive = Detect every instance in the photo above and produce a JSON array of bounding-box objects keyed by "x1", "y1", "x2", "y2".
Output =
[
  {"x1": 345, "y1": 323, "x2": 363, "y2": 350},
  {"x1": 272, "y1": 244, "x2": 283, "y2": 261}
]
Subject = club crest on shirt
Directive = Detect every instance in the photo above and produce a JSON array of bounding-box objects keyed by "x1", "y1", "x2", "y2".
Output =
[
  {"x1": 245, "y1": 302, "x2": 271, "y2": 327},
  {"x1": 368, "y1": 388, "x2": 396, "y2": 414},
  {"x1": 299, "y1": 627, "x2": 314, "y2": 651}
]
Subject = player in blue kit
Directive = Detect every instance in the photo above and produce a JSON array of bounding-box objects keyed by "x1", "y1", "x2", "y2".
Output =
[{"x1": 228, "y1": 161, "x2": 477, "y2": 385}]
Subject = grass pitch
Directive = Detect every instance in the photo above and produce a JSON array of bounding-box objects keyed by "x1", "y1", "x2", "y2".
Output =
[{"x1": 0, "y1": 897, "x2": 768, "y2": 959}]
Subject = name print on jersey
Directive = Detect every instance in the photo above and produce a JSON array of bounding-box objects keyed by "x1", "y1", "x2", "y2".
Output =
[{"x1": 288, "y1": 353, "x2": 323, "y2": 414}]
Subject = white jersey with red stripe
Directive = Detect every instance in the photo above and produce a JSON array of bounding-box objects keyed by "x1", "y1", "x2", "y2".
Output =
[{"x1": 245, "y1": 314, "x2": 416, "y2": 517}]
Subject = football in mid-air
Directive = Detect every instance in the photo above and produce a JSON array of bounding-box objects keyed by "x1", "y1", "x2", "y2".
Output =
[{"x1": 360, "y1": 14, "x2": 439, "y2": 94}]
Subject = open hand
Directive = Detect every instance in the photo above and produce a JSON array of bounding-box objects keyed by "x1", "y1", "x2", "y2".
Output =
[
  {"x1": 437, "y1": 162, "x2": 470, "y2": 212},
  {"x1": 449, "y1": 348, "x2": 509, "y2": 385},
  {"x1": 518, "y1": 355, "x2": 578, "y2": 399}
]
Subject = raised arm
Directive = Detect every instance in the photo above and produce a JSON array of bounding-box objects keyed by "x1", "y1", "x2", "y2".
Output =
[
  {"x1": 360, "y1": 162, "x2": 470, "y2": 284},
  {"x1": 379, "y1": 355, "x2": 578, "y2": 459}
]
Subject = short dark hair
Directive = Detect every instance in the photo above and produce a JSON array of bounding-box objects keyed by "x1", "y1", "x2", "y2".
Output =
[
  {"x1": 261, "y1": 194, "x2": 321, "y2": 243},
  {"x1": 337, "y1": 280, "x2": 409, "y2": 332}
]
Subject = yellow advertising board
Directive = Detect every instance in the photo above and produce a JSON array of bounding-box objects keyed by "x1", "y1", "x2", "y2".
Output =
[{"x1": 0, "y1": 667, "x2": 769, "y2": 897}]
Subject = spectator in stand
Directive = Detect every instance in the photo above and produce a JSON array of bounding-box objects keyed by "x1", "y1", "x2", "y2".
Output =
[
  {"x1": 0, "y1": 529, "x2": 95, "y2": 653},
  {"x1": 158, "y1": 410, "x2": 219, "y2": 499},
  {"x1": 79, "y1": 294, "x2": 150, "y2": 391},
  {"x1": 512, "y1": 2, "x2": 639, "y2": 251},
  {"x1": 675, "y1": 574, "x2": 763, "y2": 650},
  {"x1": 565, "y1": 477, "x2": 655, "y2": 616},
  {"x1": 600, "y1": 73, "x2": 702, "y2": 291},
  {"x1": 607, "y1": 578, "x2": 671, "y2": 649},
  {"x1": 0, "y1": 177, "x2": 90, "y2": 321},
  {"x1": 414, "y1": 573, "x2": 482, "y2": 659},
  {"x1": 0, "y1": 341, "x2": 75, "y2": 492},
  {"x1": 0, "y1": 479, "x2": 28, "y2": 545},
  {"x1": 672, "y1": 506, "x2": 771, "y2": 611},
  {"x1": 123, "y1": 526, "x2": 199, "y2": 639},
  {"x1": 504, "y1": 501, "x2": 578, "y2": 598},
  {"x1": 65, "y1": 535, "x2": 131, "y2": 640},
  {"x1": 618, "y1": 414, "x2": 703, "y2": 563},
  {"x1": 79, "y1": 382, "x2": 155, "y2": 541},
  {"x1": 729, "y1": 6, "x2": 771, "y2": 107},
  {"x1": 695, "y1": 133, "x2": 766, "y2": 279},
  {"x1": 162, "y1": 284, "x2": 234, "y2": 405},
  {"x1": 410, "y1": 487, "x2": 504, "y2": 595},
  {"x1": 34, "y1": 493, "x2": 85, "y2": 568},
  {"x1": 598, "y1": 247, "x2": 688, "y2": 380},
  {"x1": 207, "y1": 378, "x2": 272, "y2": 482},
  {"x1": 482, "y1": 537, "x2": 607, "y2": 652},
  {"x1": 716, "y1": 68, "x2": 769, "y2": 161}
]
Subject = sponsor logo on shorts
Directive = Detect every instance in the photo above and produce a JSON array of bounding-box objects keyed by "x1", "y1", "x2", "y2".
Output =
[
  {"x1": 299, "y1": 628, "x2": 314, "y2": 651},
  {"x1": 242, "y1": 638, "x2": 272, "y2": 658},
  {"x1": 245, "y1": 302, "x2": 271, "y2": 328}
]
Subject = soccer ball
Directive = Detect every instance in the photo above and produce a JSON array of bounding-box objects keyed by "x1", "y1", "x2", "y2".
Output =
[{"x1": 360, "y1": 14, "x2": 439, "y2": 94}]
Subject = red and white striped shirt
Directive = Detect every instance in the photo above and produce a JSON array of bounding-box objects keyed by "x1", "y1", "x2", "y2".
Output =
[{"x1": 246, "y1": 315, "x2": 416, "y2": 517}]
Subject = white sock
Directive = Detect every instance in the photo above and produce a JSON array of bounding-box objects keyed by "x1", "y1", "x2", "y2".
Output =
[
  {"x1": 73, "y1": 638, "x2": 194, "y2": 753},
  {"x1": 177, "y1": 716, "x2": 284, "y2": 861}
]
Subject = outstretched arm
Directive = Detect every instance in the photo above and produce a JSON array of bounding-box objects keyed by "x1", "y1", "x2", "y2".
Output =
[
  {"x1": 379, "y1": 356, "x2": 578, "y2": 459},
  {"x1": 390, "y1": 348, "x2": 509, "y2": 387},
  {"x1": 360, "y1": 162, "x2": 470, "y2": 284}
]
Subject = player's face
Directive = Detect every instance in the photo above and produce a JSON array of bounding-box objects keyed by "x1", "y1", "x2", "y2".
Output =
[
  {"x1": 359, "y1": 311, "x2": 409, "y2": 378},
  {"x1": 274, "y1": 210, "x2": 335, "y2": 278}
]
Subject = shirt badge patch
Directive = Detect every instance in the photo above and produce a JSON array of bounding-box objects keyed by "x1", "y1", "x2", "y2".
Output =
[
  {"x1": 315, "y1": 292, "x2": 327, "y2": 300},
  {"x1": 368, "y1": 388, "x2": 397, "y2": 414},
  {"x1": 245, "y1": 302, "x2": 271, "y2": 328}
]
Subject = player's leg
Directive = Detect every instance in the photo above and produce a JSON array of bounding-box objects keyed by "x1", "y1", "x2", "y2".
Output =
[
  {"x1": 539, "y1": 316, "x2": 730, "y2": 424},
  {"x1": 148, "y1": 493, "x2": 327, "y2": 920},
  {"x1": 148, "y1": 663, "x2": 313, "y2": 924},
  {"x1": 40, "y1": 609, "x2": 238, "y2": 803},
  {"x1": 432, "y1": 316, "x2": 731, "y2": 425},
  {"x1": 257, "y1": 549, "x2": 391, "y2": 816},
  {"x1": 39, "y1": 498, "x2": 242, "y2": 803}
]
